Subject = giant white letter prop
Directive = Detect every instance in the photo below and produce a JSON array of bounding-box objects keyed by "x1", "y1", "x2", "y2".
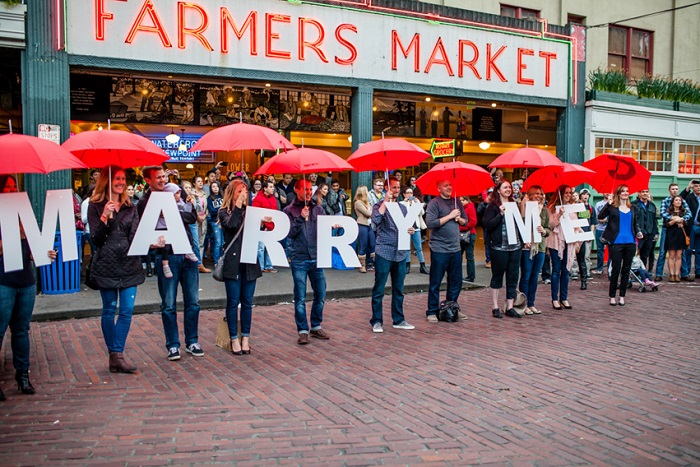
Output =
[
  {"x1": 559, "y1": 203, "x2": 595, "y2": 242},
  {"x1": 385, "y1": 202, "x2": 423, "y2": 250},
  {"x1": 127, "y1": 192, "x2": 194, "y2": 256},
  {"x1": 503, "y1": 201, "x2": 542, "y2": 245},
  {"x1": 240, "y1": 206, "x2": 290, "y2": 266},
  {"x1": 0, "y1": 190, "x2": 77, "y2": 272},
  {"x1": 316, "y1": 216, "x2": 360, "y2": 268}
]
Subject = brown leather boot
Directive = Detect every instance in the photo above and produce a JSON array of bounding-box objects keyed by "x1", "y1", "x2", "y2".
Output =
[
  {"x1": 109, "y1": 352, "x2": 118, "y2": 372},
  {"x1": 111, "y1": 352, "x2": 137, "y2": 373},
  {"x1": 198, "y1": 264, "x2": 211, "y2": 273},
  {"x1": 358, "y1": 255, "x2": 366, "y2": 273}
]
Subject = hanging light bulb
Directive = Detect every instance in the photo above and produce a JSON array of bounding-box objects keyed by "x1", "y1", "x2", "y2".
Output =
[
  {"x1": 479, "y1": 141, "x2": 491, "y2": 150},
  {"x1": 178, "y1": 129, "x2": 187, "y2": 152},
  {"x1": 165, "y1": 128, "x2": 180, "y2": 144}
]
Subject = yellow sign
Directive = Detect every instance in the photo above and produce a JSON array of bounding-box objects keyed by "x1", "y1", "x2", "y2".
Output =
[{"x1": 430, "y1": 139, "x2": 456, "y2": 160}]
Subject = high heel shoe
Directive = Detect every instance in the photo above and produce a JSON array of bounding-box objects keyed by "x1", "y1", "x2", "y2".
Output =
[
  {"x1": 618, "y1": 297, "x2": 625, "y2": 306},
  {"x1": 241, "y1": 337, "x2": 251, "y2": 355},
  {"x1": 560, "y1": 300, "x2": 572, "y2": 309},
  {"x1": 609, "y1": 298, "x2": 617, "y2": 306},
  {"x1": 231, "y1": 339, "x2": 243, "y2": 356},
  {"x1": 552, "y1": 300, "x2": 562, "y2": 310},
  {"x1": 15, "y1": 371, "x2": 35, "y2": 395}
]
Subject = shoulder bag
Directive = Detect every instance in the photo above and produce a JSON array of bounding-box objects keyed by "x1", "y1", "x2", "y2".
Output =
[{"x1": 212, "y1": 226, "x2": 243, "y2": 282}]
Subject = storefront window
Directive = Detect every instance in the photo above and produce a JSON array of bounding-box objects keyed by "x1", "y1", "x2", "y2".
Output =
[
  {"x1": 679, "y1": 144, "x2": 700, "y2": 175},
  {"x1": 595, "y1": 136, "x2": 672, "y2": 173},
  {"x1": 500, "y1": 5, "x2": 540, "y2": 20}
]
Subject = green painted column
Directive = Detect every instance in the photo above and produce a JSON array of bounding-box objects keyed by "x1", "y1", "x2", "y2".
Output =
[
  {"x1": 556, "y1": 54, "x2": 586, "y2": 165},
  {"x1": 350, "y1": 86, "x2": 373, "y2": 195},
  {"x1": 22, "y1": 0, "x2": 72, "y2": 225}
]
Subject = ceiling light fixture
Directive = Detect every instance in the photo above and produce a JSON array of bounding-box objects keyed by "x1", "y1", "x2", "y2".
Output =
[
  {"x1": 425, "y1": 97, "x2": 431, "y2": 102},
  {"x1": 479, "y1": 142, "x2": 491, "y2": 150},
  {"x1": 178, "y1": 129, "x2": 187, "y2": 152},
  {"x1": 186, "y1": 163, "x2": 194, "y2": 169},
  {"x1": 165, "y1": 128, "x2": 180, "y2": 144},
  {"x1": 491, "y1": 103, "x2": 498, "y2": 107}
]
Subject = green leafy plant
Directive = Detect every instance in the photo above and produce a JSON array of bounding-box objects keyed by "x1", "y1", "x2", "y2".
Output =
[
  {"x1": 635, "y1": 75, "x2": 700, "y2": 104},
  {"x1": 588, "y1": 68, "x2": 630, "y2": 94},
  {"x1": 0, "y1": 0, "x2": 24, "y2": 6}
]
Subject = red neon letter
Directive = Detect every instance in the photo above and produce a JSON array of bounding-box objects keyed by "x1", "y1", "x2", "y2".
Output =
[
  {"x1": 539, "y1": 51, "x2": 557, "y2": 87},
  {"x1": 265, "y1": 13, "x2": 291, "y2": 59},
  {"x1": 334, "y1": 24, "x2": 357, "y2": 65},
  {"x1": 221, "y1": 9, "x2": 257, "y2": 55},
  {"x1": 178, "y1": 2, "x2": 213, "y2": 51},
  {"x1": 391, "y1": 31, "x2": 420, "y2": 72},
  {"x1": 458, "y1": 40, "x2": 481, "y2": 79},
  {"x1": 298, "y1": 17, "x2": 329, "y2": 63},
  {"x1": 486, "y1": 44, "x2": 507, "y2": 82},
  {"x1": 517, "y1": 48, "x2": 535, "y2": 85},
  {"x1": 125, "y1": 0, "x2": 172, "y2": 47},
  {"x1": 424, "y1": 37, "x2": 454, "y2": 76},
  {"x1": 95, "y1": 0, "x2": 113, "y2": 41}
]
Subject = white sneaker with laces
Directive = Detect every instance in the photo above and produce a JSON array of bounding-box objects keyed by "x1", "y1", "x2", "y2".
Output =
[
  {"x1": 372, "y1": 323, "x2": 383, "y2": 333},
  {"x1": 393, "y1": 321, "x2": 415, "y2": 330}
]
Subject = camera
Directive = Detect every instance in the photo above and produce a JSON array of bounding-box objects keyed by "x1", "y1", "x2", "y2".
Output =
[{"x1": 219, "y1": 161, "x2": 228, "y2": 166}]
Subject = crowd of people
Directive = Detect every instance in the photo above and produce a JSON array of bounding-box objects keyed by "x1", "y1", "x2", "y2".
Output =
[{"x1": 1, "y1": 167, "x2": 699, "y2": 401}]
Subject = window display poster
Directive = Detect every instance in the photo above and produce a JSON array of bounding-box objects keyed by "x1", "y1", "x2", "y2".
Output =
[
  {"x1": 279, "y1": 90, "x2": 351, "y2": 133},
  {"x1": 109, "y1": 78, "x2": 196, "y2": 125},
  {"x1": 199, "y1": 85, "x2": 280, "y2": 128},
  {"x1": 416, "y1": 102, "x2": 474, "y2": 140},
  {"x1": 472, "y1": 108, "x2": 502, "y2": 142},
  {"x1": 70, "y1": 74, "x2": 111, "y2": 122}
]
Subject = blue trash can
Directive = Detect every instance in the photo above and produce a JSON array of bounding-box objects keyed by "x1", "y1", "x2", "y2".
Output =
[{"x1": 39, "y1": 231, "x2": 83, "y2": 295}]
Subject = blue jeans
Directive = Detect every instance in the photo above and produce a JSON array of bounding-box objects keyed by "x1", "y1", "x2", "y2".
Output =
[
  {"x1": 0, "y1": 284, "x2": 36, "y2": 372},
  {"x1": 224, "y1": 265, "x2": 257, "y2": 338},
  {"x1": 406, "y1": 230, "x2": 425, "y2": 265},
  {"x1": 208, "y1": 221, "x2": 223, "y2": 265},
  {"x1": 594, "y1": 229, "x2": 606, "y2": 272},
  {"x1": 371, "y1": 254, "x2": 407, "y2": 325},
  {"x1": 155, "y1": 254, "x2": 200, "y2": 349},
  {"x1": 357, "y1": 224, "x2": 376, "y2": 257},
  {"x1": 290, "y1": 260, "x2": 326, "y2": 333},
  {"x1": 99, "y1": 286, "x2": 137, "y2": 353},
  {"x1": 427, "y1": 250, "x2": 463, "y2": 316},
  {"x1": 682, "y1": 224, "x2": 700, "y2": 276},
  {"x1": 519, "y1": 251, "x2": 545, "y2": 307},
  {"x1": 655, "y1": 227, "x2": 667, "y2": 277},
  {"x1": 460, "y1": 233, "x2": 476, "y2": 281},
  {"x1": 257, "y1": 241, "x2": 273, "y2": 270},
  {"x1": 188, "y1": 224, "x2": 202, "y2": 264},
  {"x1": 549, "y1": 247, "x2": 570, "y2": 301}
]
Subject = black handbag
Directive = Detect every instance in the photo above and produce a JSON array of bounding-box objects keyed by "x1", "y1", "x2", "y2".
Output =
[
  {"x1": 212, "y1": 226, "x2": 243, "y2": 282},
  {"x1": 84, "y1": 251, "x2": 100, "y2": 290},
  {"x1": 438, "y1": 300, "x2": 460, "y2": 322}
]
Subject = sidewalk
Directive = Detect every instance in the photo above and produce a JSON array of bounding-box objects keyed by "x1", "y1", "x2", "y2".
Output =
[{"x1": 2, "y1": 274, "x2": 699, "y2": 465}]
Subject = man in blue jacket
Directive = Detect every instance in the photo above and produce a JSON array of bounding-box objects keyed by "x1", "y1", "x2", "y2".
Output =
[{"x1": 284, "y1": 179, "x2": 330, "y2": 345}]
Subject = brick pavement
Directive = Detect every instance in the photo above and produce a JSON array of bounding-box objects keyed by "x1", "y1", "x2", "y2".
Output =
[{"x1": 1, "y1": 276, "x2": 699, "y2": 465}]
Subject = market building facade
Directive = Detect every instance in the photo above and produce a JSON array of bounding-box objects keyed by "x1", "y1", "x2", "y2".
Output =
[{"x1": 8, "y1": 0, "x2": 584, "y2": 214}]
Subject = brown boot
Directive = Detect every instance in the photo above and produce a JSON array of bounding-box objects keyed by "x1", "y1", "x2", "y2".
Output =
[
  {"x1": 109, "y1": 352, "x2": 118, "y2": 372},
  {"x1": 358, "y1": 255, "x2": 366, "y2": 273},
  {"x1": 110, "y1": 352, "x2": 137, "y2": 373},
  {"x1": 198, "y1": 264, "x2": 211, "y2": 273}
]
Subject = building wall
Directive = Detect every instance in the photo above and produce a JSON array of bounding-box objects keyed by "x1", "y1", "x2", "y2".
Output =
[{"x1": 423, "y1": 0, "x2": 700, "y2": 82}]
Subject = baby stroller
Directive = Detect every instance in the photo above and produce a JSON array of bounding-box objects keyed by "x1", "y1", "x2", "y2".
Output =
[{"x1": 607, "y1": 261, "x2": 659, "y2": 293}]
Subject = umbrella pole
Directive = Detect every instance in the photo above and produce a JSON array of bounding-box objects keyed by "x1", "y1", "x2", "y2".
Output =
[{"x1": 8, "y1": 120, "x2": 12, "y2": 133}]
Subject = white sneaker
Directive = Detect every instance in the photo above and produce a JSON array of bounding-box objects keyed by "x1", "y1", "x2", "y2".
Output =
[
  {"x1": 427, "y1": 315, "x2": 438, "y2": 323},
  {"x1": 185, "y1": 253, "x2": 199, "y2": 262},
  {"x1": 372, "y1": 323, "x2": 383, "y2": 333},
  {"x1": 392, "y1": 321, "x2": 415, "y2": 330}
]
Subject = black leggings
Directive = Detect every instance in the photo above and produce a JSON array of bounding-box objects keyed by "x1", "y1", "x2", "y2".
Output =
[
  {"x1": 609, "y1": 243, "x2": 635, "y2": 298},
  {"x1": 489, "y1": 248, "x2": 522, "y2": 299}
]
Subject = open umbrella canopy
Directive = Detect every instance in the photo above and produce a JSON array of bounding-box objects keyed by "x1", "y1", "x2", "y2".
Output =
[
  {"x1": 0, "y1": 133, "x2": 86, "y2": 174},
  {"x1": 488, "y1": 147, "x2": 563, "y2": 169},
  {"x1": 62, "y1": 130, "x2": 169, "y2": 168},
  {"x1": 582, "y1": 154, "x2": 651, "y2": 195},
  {"x1": 522, "y1": 163, "x2": 597, "y2": 193},
  {"x1": 254, "y1": 148, "x2": 353, "y2": 176},
  {"x1": 190, "y1": 122, "x2": 295, "y2": 153},
  {"x1": 415, "y1": 161, "x2": 494, "y2": 197},
  {"x1": 347, "y1": 137, "x2": 429, "y2": 173}
]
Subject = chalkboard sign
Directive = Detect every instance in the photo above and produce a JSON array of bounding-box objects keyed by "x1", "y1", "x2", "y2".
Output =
[
  {"x1": 472, "y1": 108, "x2": 502, "y2": 142},
  {"x1": 70, "y1": 74, "x2": 111, "y2": 121}
]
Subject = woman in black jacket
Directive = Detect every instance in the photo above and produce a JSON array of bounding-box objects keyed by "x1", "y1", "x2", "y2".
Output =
[
  {"x1": 218, "y1": 180, "x2": 262, "y2": 355},
  {"x1": 598, "y1": 184, "x2": 643, "y2": 306},
  {"x1": 88, "y1": 167, "x2": 145, "y2": 373},
  {"x1": 483, "y1": 179, "x2": 523, "y2": 319}
]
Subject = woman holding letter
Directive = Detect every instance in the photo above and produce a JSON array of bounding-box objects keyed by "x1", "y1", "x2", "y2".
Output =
[{"x1": 546, "y1": 185, "x2": 579, "y2": 310}]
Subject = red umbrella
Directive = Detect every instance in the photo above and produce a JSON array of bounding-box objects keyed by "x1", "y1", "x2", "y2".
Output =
[
  {"x1": 0, "y1": 133, "x2": 86, "y2": 174},
  {"x1": 254, "y1": 148, "x2": 353, "y2": 176},
  {"x1": 347, "y1": 137, "x2": 429, "y2": 173},
  {"x1": 488, "y1": 147, "x2": 563, "y2": 169},
  {"x1": 582, "y1": 154, "x2": 651, "y2": 194},
  {"x1": 415, "y1": 161, "x2": 494, "y2": 197},
  {"x1": 522, "y1": 163, "x2": 597, "y2": 193},
  {"x1": 190, "y1": 122, "x2": 295, "y2": 153},
  {"x1": 62, "y1": 130, "x2": 169, "y2": 168}
]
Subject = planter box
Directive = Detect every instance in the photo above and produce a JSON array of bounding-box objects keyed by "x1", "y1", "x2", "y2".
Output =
[
  {"x1": 586, "y1": 90, "x2": 676, "y2": 111},
  {"x1": 676, "y1": 102, "x2": 700, "y2": 114}
]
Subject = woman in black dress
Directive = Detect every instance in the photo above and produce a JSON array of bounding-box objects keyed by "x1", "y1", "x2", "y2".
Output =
[{"x1": 663, "y1": 195, "x2": 689, "y2": 282}]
